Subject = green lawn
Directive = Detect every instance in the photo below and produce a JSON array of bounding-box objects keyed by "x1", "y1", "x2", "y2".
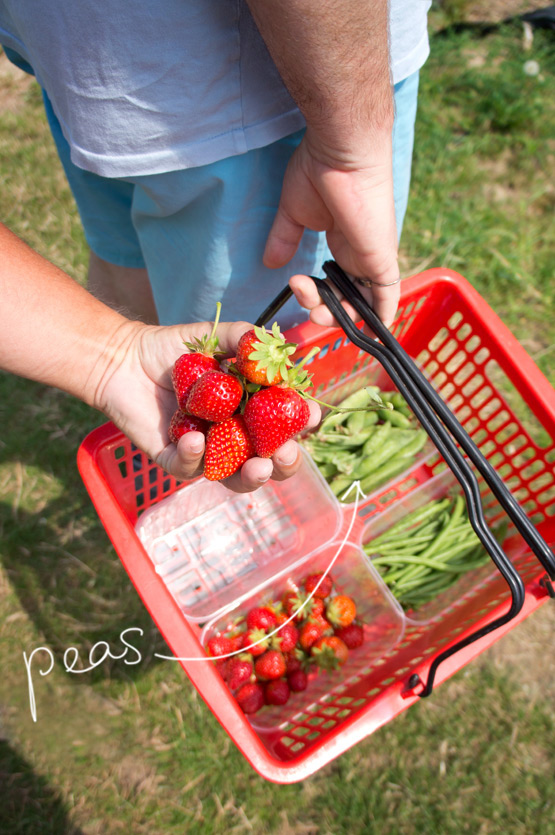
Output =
[{"x1": 1, "y1": 13, "x2": 554, "y2": 835}]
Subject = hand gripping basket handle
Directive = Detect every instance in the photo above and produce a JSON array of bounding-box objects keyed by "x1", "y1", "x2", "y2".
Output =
[{"x1": 256, "y1": 264, "x2": 555, "y2": 697}]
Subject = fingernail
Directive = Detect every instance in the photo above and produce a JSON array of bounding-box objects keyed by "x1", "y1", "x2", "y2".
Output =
[
  {"x1": 257, "y1": 463, "x2": 273, "y2": 483},
  {"x1": 189, "y1": 441, "x2": 204, "y2": 455},
  {"x1": 276, "y1": 448, "x2": 297, "y2": 467}
]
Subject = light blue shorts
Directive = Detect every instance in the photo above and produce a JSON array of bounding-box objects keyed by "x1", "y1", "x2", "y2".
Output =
[{"x1": 42, "y1": 72, "x2": 419, "y2": 328}]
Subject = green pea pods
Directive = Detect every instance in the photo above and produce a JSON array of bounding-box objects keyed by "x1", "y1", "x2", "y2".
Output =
[
  {"x1": 377, "y1": 408, "x2": 413, "y2": 429},
  {"x1": 359, "y1": 457, "x2": 415, "y2": 497},
  {"x1": 362, "y1": 421, "x2": 392, "y2": 456},
  {"x1": 329, "y1": 474, "x2": 354, "y2": 498}
]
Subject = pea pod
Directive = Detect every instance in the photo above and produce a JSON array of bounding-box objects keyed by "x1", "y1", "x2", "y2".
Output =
[
  {"x1": 377, "y1": 408, "x2": 412, "y2": 429},
  {"x1": 358, "y1": 457, "x2": 416, "y2": 498}
]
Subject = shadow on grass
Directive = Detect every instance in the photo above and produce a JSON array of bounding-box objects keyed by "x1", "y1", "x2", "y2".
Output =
[
  {"x1": 0, "y1": 739, "x2": 84, "y2": 835},
  {"x1": 0, "y1": 375, "x2": 169, "y2": 682}
]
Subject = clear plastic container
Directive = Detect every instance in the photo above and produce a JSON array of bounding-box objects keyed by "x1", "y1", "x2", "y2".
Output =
[
  {"x1": 135, "y1": 450, "x2": 342, "y2": 623},
  {"x1": 201, "y1": 539, "x2": 405, "y2": 730}
]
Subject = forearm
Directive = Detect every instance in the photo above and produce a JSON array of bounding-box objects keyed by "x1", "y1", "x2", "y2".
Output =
[
  {"x1": 246, "y1": 0, "x2": 394, "y2": 161},
  {"x1": 0, "y1": 222, "x2": 139, "y2": 408}
]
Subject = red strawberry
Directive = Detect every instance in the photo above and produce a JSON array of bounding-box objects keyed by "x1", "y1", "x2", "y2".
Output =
[
  {"x1": 287, "y1": 669, "x2": 308, "y2": 692},
  {"x1": 264, "y1": 679, "x2": 290, "y2": 706},
  {"x1": 227, "y1": 656, "x2": 254, "y2": 691},
  {"x1": 304, "y1": 572, "x2": 334, "y2": 599},
  {"x1": 307, "y1": 597, "x2": 325, "y2": 619},
  {"x1": 298, "y1": 620, "x2": 325, "y2": 651},
  {"x1": 203, "y1": 415, "x2": 255, "y2": 481},
  {"x1": 246, "y1": 606, "x2": 277, "y2": 632},
  {"x1": 171, "y1": 303, "x2": 223, "y2": 409},
  {"x1": 242, "y1": 627, "x2": 270, "y2": 657},
  {"x1": 326, "y1": 595, "x2": 357, "y2": 628},
  {"x1": 168, "y1": 410, "x2": 209, "y2": 445},
  {"x1": 334, "y1": 622, "x2": 364, "y2": 649},
  {"x1": 216, "y1": 658, "x2": 230, "y2": 680},
  {"x1": 311, "y1": 636, "x2": 349, "y2": 669},
  {"x1": 254, "y1": 650, "x2": 287, "y2": 681},
  {"x1": 308, "y1": 614, "x2": 333, "y2": 636},
  {"x1": 271, "y1": 622, "x2": 299, "y2": 653},
  {"x1": 228, "y1": 632, "x2": 246, "y2": 653},
  {"x1": 243, "y1": 386, "x2": 310, "y2": 458},
  {"x1": 284, "y1": 651, "x2": 302, "y2": 674},
  {"x1": 282, "y1": 589, "x2": 309, "y2": 623},
  {"x1": 235, "y1": 323, "x2": 296, "y2": 386},
  {"x1": 235, "y1": 682, "x2": 265, "y2": 714},
  {"x1": 187, "y1": 370, "x2": 243, "y2": 423},
  {"x1": 206, "y1": 635, "x2": 232, "y2": 658}
]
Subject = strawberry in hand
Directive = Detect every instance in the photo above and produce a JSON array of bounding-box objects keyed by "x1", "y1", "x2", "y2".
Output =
[
  {"x1": 244, "y1": 385, "x2": 310, "y2": 459},
  {"x1": 168, "y1": 411, "x2": 209, "y2": 445},
  {"x1": 186, "y1": 369, "x2": 244, "y2": 423},
  {"x1": 235, "y1": 323, "x2": 296, "y2": 386},
  {"x1": 203, "y1": 415, "x2": 255, "y2": 481},
  {"x1": 171, "y1": 302, "x2": 224, "y2": 410}
]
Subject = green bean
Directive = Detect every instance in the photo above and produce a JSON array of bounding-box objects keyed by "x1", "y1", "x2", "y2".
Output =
[
  {"x1": 391, "y1": 392, "x2": 409, "y2": 411},
  {"x1": 370, "y1": 498, "x2": 452, "y2": 544},
  {"x1": 416, "y1": 495, "x2": 466, "y2": 560}
]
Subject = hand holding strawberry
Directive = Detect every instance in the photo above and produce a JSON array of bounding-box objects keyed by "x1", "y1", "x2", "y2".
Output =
[{"x1": 97, "y1": 312, "x2": 321, "y2": 493}]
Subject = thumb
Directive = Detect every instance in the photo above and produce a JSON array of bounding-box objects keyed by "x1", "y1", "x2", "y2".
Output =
[{"x1": 263, "y1": 204, "x2": 305, "y2": 269}]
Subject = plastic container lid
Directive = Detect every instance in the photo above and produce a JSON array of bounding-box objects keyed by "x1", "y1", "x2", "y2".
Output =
[{"x1": 134, "y1": 451, "x2": 342, "y2": 622}]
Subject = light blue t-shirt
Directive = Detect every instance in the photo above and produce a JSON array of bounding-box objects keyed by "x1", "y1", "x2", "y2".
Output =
[{"x1": 0, "y1": 1, "x2": 431, "y2": 178}]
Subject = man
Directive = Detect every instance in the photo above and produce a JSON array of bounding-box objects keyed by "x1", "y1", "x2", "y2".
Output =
[
  {"x1": 0, "y1": 1, "x2": 431, "y2": 328},
  {"x1": 0, "y1": 1, "x2": 431, "y2": 484}
]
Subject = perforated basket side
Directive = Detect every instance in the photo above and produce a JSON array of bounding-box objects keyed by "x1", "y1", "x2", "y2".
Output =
[{"x1": 78, "y1": 268, "x2": 555, "y2": 782}]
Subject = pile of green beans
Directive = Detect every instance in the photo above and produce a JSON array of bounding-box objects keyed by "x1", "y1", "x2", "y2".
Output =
[
  {"x1": 364, "y1": 494, "x2": 499, "y2": 611},
  {"x1": 303, "y1": 386, "x2": 428, "y2": 502}
]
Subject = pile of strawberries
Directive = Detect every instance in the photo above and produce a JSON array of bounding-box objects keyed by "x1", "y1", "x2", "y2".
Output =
[
  {"x1": 205, "y1": 572, "x2": 365, "y2": 715},
  {"x1": 168, "y1": 305, "x2": 317, "y2": 481}
]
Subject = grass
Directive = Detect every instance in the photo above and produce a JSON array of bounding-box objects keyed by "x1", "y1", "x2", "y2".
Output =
[{"x1": 1, "y1": 13, "x2": 554, "y2": 835}]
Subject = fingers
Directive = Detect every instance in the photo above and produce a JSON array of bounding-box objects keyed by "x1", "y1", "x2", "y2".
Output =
[
  {"x1": 162, "y1": 403, "x2": 320, "y2": 493},
  {"x1": 202, "y1": 320, "x2": 254, "y2": 357},
  {"x1": 289, "y1": 274, "x2": 361, "y2": 329},
  {"x1": 221, "y1": 402, "x2": 320, "y2": 491},
  {"x1": 365, "y1": 280, "x2": 402, "y2": 329},
  {"x1": 290, "y1": 272, "x2": 401, "y2": 331},
  {"x1": 173, "y1": 430, "x2": 206, "y2": 480},
  {"x1": 263, "y1": 205, "x2": 305, "y2": 269}
]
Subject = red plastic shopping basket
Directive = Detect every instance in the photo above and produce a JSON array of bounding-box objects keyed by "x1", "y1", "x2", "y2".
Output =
[{"x1": 77, "y1": 268, "x2": 555, "y2": 783}]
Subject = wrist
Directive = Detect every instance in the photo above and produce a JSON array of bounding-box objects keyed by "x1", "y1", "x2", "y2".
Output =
[
  {"x1": 303, "y1": 118, "x2": 393, "y2": 172},
  {"x1": 85, "y1": 318, "x2": 147, "y2": 414}
]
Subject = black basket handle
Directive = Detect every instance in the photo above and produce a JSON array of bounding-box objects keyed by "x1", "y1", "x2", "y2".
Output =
[{"x1": 256, "y1": 265, "x2": 554, "y2": 697}]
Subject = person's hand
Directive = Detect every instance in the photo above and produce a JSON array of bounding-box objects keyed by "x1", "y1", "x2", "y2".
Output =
[
  {"x1": 94, "y1": 319, "x2": 320, "y2": 493},
  {"x1": 263, "y1": 130, "x2": 401, "y2": 329}
]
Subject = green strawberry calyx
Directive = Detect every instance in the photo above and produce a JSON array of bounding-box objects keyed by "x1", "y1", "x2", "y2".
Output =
[
  {"x1": 311, "y1": 643, "x2": 342, "y2": 671},
  {"x1": 246, "y1": 323, "x2": 297, "y2": 383},
  {"x1": 182, "y1": 301, "x2": 226, "y2": 358}
]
